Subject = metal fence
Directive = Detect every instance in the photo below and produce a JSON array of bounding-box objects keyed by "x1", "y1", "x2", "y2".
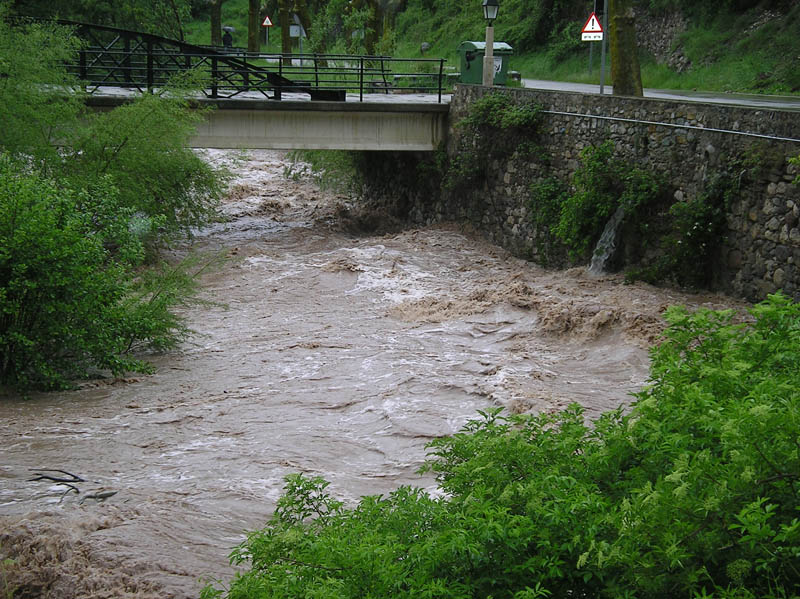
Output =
[{"x1": 47, "y1": 20, "x2": 448, "y2": 102}]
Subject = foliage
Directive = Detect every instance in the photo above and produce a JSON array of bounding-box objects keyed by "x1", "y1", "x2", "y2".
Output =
[
  {"x1": 0, "y1": 11, "x2": 228, "y2": 390},
  {"x1": 206, "y1": 293, "x2": 800, "y2": 599},
  {"x1": 627, "y1": 173, "x2": 732, "y2": 289},
  {"x1": 0, "y1": 12, "x2": 84, "y2": 171},
  {"x1": 527, "y1": 177, "x2": 569, "y2": 266},
  {"x1": 284, "y1": 150, "x2": 363, "y2": 194},
  {"x1": 0, "y1": 157, "x2": 216, "y2": 390},
  {"x1": 790, "y1": 154, "x2": 800, "y2": 186},
  {"x1": 65, "y1": 90, "x2": 227, "y2": 238},
  {"x1": 553, "y1": 140, "x2": 663, "y2": 261},
  {"x1": 444, "y1": 91, "x2": 543, "y2": 194}
]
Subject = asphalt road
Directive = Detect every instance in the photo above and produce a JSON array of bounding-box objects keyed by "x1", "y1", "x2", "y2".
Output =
[{"x1": 522, "y1": 78, "x2": 800, "y2": 112}]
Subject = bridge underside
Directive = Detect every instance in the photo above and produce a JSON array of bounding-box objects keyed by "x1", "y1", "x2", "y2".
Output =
[{"x1": 88, "y1": 97, "x2": 448, "y2": 151}]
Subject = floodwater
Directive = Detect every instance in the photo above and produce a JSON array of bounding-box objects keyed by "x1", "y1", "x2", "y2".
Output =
[{"x1": 0, "y1": 150, "x2": 744, "y2": 598}]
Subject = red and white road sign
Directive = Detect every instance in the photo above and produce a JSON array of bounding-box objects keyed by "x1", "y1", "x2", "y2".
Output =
[
  {"x1": 581, "y1": 12, "x2": 603, "y2": 41},
  {"x1": 262, "y1": 15, "x2": 273, "y2": 27}
]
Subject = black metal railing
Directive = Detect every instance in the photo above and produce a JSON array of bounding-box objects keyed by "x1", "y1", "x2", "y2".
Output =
[{"x1": 26, "y1": 20, "x2": 449, "y2": 102}]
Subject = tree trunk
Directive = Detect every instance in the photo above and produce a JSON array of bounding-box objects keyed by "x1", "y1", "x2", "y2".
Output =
[
  {"x1": 294, "y1": 0, "x2": 312, "y2": 46},
  {"x1": 210, "y1": 0, "x2": 223, "y2": 46},
  {"x1": 278, "y1": 0, "x2": 292, "y2": 65},
  {"x1": 609, "y1": 0, "x2": 643, "y2": 97},
  {"x1": 248, "y1": 0, "x2": 260, "y2": 52}
]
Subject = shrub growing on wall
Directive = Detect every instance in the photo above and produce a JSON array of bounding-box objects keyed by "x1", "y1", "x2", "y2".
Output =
[{"x1": 444, "y1": 91, "x2": 544, "y2": 194}]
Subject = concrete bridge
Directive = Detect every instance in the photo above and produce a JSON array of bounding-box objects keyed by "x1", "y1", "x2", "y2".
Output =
[
  {"x1": 45, "y1": 19, "x2": 451, "y2": 152},
  {"x1": 87, "y1": 95, "x2": 449, "y2": 151}
]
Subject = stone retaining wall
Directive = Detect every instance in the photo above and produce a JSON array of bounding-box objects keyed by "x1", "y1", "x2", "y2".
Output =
[{"x1": 359, "y1": 85, "x2": 800, "y2": 302}]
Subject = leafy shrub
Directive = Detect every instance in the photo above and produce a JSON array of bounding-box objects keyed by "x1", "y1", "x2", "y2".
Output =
[
  {"x1": 0, "y1": 158, "x2": 137, "y2": 388},
  {"x1": 554, "y1": 140, "x2": 663, "y2": 261},
  {"x1": 66, "y1": 92, "x2": 227, "y2": 238},
  {"x1": 0, "y1": 157, "x2": 219, "y2": 390},
  {"x1": 284, "y1": 150, "x2": 364, "y2": 194},
  {"x1": 527, "y1": 177, "x2": 569, "y2": 265},
  {"x1": 445, "y1": 91, "x2": 543, "y2": 194},
  {"x1": 0, "y1": 13, "x2": 84, "y2": 170},
  {"x1": 206, "y1": 293, "x2": 800, "y2": 599},
  {"x1": 0, "y1": 15, "x2": 229, "y2": 389}
]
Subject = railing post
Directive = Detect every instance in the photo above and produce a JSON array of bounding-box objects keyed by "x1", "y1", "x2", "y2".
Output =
[
  {"x1": 211, "y1": 56, "x2": 218, "y2": 98},
  {"x1": 275, "y1": 57, "x2": 282, "y2": 100},
  {"x1": 359, "y1": 56, "x2": 364, "y2": 102},
  {"x1": 242, "y1": 53, "x2": 250, "y2": 92},
  {"x1": 146, "y1": 39, "x2": 154, "y2": 93},
  {"x1": 79, "y1": 49, "x2": 87, "y2": 83},
  {"x1": 438, "y1": 58, "x2": 444, "y2": 103},
  {"x1": 124, "y1": 37, "x2": 132, "y2": 85},
  {"x1": 314, "y1": 53, "x2": 319, "y2": 89}
]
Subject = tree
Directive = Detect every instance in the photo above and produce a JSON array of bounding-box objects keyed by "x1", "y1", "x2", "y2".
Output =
[
  {"x1": 278, "y1": 0, "x2": 292, "y2": 63},
  {"x1": 247, "y1": 0, "x2": 260, "y2": 51},
  {"x1": 208, "y1": 0, "x2": 228, "y2": 46},
  {"x1": 609, "y1": 0, "x2": 643, "y2": 96}
]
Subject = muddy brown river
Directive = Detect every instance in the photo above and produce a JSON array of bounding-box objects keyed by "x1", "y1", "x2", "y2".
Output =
[{"x1": 0, "y1": 150, "x2": 744, "y2": 598}]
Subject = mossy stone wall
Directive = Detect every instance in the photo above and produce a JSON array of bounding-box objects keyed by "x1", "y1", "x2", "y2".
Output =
[{"x1": 358, "y1": 85, "x2": 800, "y2": 302}]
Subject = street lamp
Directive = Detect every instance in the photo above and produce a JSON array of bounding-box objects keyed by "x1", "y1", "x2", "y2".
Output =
[{"x1": 482, "y1": 0, "x2": 499, "y2": 86}]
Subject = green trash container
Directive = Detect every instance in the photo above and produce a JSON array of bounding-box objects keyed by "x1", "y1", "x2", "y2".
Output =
[{"x1": 457, "y1": 41, "x2": 513, "y2": 85}]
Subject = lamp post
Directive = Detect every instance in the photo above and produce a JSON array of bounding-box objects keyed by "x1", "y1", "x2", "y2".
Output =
[{"x1": 482, "y1": 0, "x2": 499, "y2": 87}]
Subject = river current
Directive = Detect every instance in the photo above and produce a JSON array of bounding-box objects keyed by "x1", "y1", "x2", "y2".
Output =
[{"x1": 0, "y1": 150, "x2": 744, "y2": 598}]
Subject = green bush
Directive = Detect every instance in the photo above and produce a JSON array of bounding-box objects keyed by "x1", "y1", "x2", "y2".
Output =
[
  {"x1": 66, "y1": 91, "x2": 226, "y2": 238},
  {"x1": 527, "y1": 177, "x2": 569, "y2": 265},
  {"x1": 0, "y1": 13, "x2": 84, "y2": 170},
  {"x1": 554, "y1": 140, "x2": 663, "y2": 261},
  {"x1": 0, "y1": 157, "x2": 220, "y2": 390},
  {"x1": 0, "y1": 158, "x2": 136, "y2": 389},
  {"x1": 445, "y1": 92, "x2": 543, "y2": 194},
  {"x1": 0, "y1": 13, "x2": 229, "y2": 389},
  {"x1": 206, "y1": 293, "x2": 800, "y2": 599}
]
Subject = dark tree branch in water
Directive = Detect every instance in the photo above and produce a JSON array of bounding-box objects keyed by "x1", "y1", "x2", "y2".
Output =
[{"x1": 28, "y1": 469, "x2": 85, "y2": 483}]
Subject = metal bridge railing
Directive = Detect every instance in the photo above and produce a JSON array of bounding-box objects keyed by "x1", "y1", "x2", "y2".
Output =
[
  {"x1": 8, "y1": 18, "x2": 449, "y2": 102},
  {"x1": 72, "y1": 46, "x2": 448, "y2": 102}
]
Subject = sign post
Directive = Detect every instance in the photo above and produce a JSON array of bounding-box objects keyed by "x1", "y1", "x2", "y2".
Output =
[
  {"x1": 262, "y1": 15, "x2": 273, "y2": 46},
  {"x1": 600, "y1": 0, "x2": 608, "y2": 94}
]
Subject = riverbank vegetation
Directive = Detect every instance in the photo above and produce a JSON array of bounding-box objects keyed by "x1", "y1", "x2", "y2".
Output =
[
  {"x1": 0, "y1": 8, "x2": 228, "y2": 390},
  {"x1": 204, "y1": 293, "x2": 800, "y2": 599}
]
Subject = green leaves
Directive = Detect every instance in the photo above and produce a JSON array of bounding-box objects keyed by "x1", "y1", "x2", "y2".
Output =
[
  {"x1": 553, "y1": 140, "x2": 663, "y2": 261},
  {"x1": 0, "y1": 14, "x2": 228, "y2": 389}
]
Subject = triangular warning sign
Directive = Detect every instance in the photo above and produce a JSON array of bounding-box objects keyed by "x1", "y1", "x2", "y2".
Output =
[
  {"x1": 582, "y1": 12, "x2": 603, "y2": 33},
  {"x1": 262, "y1": 15, "x2": 273, "y2": 27},
  {"x1": 581, "y1": 11, "x2": 603, "y2": 40}
]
